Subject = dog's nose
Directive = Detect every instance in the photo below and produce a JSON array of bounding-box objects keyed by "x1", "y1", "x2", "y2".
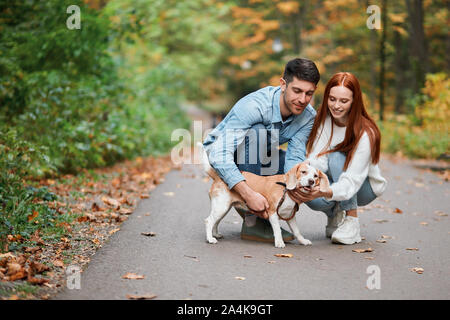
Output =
[{"x1": 308, "y1": 179, "x2": 315, "y2": 186}]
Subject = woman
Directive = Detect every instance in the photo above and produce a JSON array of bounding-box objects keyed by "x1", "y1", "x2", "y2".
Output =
[{"x1": 290, "y1": 72, "x2": 387, "y2": 245}]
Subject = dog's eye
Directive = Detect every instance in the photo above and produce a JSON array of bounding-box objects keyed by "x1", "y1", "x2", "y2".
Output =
[
  {"x1": 314, "y1": 174, "x2": 318, "y2": 178},
  {"x1": 301, "y1": 171, "x2": 306, "y2": 174}
]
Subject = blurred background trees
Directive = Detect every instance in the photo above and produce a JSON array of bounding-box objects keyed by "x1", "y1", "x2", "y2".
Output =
[
  {"x1": 0, "y1": 0, "x2": 447, "y2": 249},
  {"x1": 0, "y1": 0, "x2": 448, "y2": 173}
]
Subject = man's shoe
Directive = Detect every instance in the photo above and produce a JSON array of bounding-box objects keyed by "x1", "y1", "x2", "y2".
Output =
[
  {"x1": 241, "y1": 217, "x2": 294, "y2": 243},
  {"x1": 326, "y1": 206, "x2": 345, "y2": 238},
  {"x1": 331, "y1": 216, "x2": 362, "y2": 245}
]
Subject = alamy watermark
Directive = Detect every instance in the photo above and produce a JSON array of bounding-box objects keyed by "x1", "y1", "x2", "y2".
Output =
[
  {"x1": 66, "y1": 265, "x2": 81, "y2": 290},
  {"x1": 66, "y1": 5, "x2": 81, "y2": 30},
  {"x1": 366, "y1": 5, "x2": 381, "y2": 30},
  {"x1": 171, "y1": 121, "x2": 281, "y2": 175},
  {"x1": 366, "y1": 265, "x2": 381, "y2": 290}
]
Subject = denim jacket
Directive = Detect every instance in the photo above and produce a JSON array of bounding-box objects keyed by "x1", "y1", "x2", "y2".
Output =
[{"x1": 203, "y1": 86, "x2": 316, "y2": 189}]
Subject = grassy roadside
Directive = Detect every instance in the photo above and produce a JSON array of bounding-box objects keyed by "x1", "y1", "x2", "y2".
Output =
[{"x1": 0, "y1": 154, "x2": 178, "y2": 300}]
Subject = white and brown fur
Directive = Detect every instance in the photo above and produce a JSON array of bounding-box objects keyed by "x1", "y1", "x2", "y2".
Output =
[{"x1": 198, "y1": 143, "x2": 329, "y2": 248}]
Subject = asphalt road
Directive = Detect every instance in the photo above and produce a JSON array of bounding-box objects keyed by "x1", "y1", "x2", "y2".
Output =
[{"x1": 55, "y1": 151, "x2": 450, "y2": 300}]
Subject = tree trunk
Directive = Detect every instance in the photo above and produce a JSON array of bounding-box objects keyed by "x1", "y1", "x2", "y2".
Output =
[
  {"x1": 379, "y1": 0, "x2": 387, "y2": 121},
  {"x1": 405, "y1": 0, "x2": 429, "y2": 92}
]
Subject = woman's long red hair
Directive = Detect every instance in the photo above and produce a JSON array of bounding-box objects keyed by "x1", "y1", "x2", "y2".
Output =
[{"x1": 306, "y1": 72, "x2": 381, "y2": 170}]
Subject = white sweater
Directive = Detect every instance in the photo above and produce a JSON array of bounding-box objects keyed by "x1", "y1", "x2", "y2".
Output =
[{"x1": 307, "y1": 115, "x2": 387, "y2": 202}]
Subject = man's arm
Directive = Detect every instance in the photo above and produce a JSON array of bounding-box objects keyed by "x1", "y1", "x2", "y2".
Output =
[
  {"x1": 205, "y1": 96, "x2": 270, "y2": 217},
  {"x1": 284, "y1": 110, "x2": 315, "y2": 172}
]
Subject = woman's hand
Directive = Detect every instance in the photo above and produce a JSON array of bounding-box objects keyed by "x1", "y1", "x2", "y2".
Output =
[{"x1": 288, "y1": 185, "x2": 333, "y2": 203}]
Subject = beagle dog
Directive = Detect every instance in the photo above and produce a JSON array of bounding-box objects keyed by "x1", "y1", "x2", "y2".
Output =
[{"x1": 198, "y1": 143, "x2": 329, "y2": 248}]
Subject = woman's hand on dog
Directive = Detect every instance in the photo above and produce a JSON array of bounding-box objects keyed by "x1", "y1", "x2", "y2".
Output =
[{"x1": 288, "y1": 186, "x2": 333, "y2": 203}]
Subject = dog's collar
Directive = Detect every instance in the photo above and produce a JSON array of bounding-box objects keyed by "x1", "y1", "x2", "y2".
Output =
[{"x1": 275, "y1": 182, "x2": 298, "y2": 221}]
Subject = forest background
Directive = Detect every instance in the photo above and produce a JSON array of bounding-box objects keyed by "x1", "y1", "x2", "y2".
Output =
[{"x1": 0, "y1": 0, "x2": 448, "y2": 253}]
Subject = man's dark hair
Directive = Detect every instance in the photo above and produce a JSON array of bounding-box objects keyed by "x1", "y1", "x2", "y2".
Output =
[{"x1": 283, "y1": 58, "x2": 320, "y2": 86}]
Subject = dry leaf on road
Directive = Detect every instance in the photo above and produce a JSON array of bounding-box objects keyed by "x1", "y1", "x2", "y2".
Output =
[
  {"x1": 141, "y1": 232, "x2": 156, "y2": 237},
  {"x1": 126, "y1": 294, "x2": 157, "y2": 300},
  {"x1": 274, "y1": 253, "x2": 293, "y2": 258},
  {"x1": 235, "y1": 276, "x2": 246, "y2": 280},
  {"x1": 410, "y1": 267, "x2": 424, "y2": 274},
  {"x1": 122, "y1": 272, "x2": 145, "y2": 280},
  {"x1": 352, "y1": 248, "x2": 373, "y2": 253}
]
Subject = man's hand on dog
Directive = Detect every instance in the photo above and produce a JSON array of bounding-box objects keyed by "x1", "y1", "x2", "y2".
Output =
[
  {"x1": 244, "y1": 191, "x2": 270, "y2": 219},
  {"x1": 233, "y1": 181, "x2": 270, "y2": 219}
]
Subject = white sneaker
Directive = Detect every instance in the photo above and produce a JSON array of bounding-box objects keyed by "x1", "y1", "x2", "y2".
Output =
[
  {"x1": 325, "y1": 207, "x2": 345, "y2": 238},
  {"x1": 331, "y1": 216, "x2": 362, "y2": 245}
]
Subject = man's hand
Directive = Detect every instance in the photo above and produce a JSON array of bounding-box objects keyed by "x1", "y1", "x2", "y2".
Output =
[
  {"x1": 233, "y1": 181, "x2": 270, "y2": 219},
  {"x1": 244, "y1": 191, "x2": 270, "y2": 219},
  {"x1": 288, "y1": 186, "x2": 333, "y2": 204}
]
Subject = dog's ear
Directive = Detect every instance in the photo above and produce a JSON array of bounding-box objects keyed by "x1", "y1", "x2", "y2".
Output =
[
  {"x1": 317, "y1": 170, "x2": 330, "y2": 192},
  {"x1": 285, "y1": 164, "x2": 300, "y2": 190}
]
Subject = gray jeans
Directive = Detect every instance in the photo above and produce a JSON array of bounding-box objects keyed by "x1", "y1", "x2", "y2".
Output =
[{"x1": 305, "y1": 151, "x2": 377, "y2": 218}]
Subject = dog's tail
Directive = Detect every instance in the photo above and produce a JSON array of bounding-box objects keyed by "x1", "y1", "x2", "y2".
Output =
[{"x1": 197, "y1": 142, "x2": 219, "y2": 180}]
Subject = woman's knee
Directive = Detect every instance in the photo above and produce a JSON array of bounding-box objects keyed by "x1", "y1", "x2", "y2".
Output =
[
  {"x1": 327, "y1": 152, "x2": 347, "y2": 181},
  {"x1": 306, "y1": 198, "x2": 336, "y2": 217}
]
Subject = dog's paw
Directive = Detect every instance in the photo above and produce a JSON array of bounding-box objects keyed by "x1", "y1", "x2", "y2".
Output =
[
  {"x1": 274, "y1": 240, "x2": 286, "y2": 248},
  {"x1": 207, "y1": 237, "x2": 218, "y2": 244},
  {"x1": 299, "y1": 239, "x2": 312, "y2": 246}
]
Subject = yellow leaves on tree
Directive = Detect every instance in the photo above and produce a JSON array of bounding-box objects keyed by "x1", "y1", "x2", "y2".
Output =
[
  {"x1": 415, "y1": 73, "x2": 450, "y2": 134},
  {"x1": 276, "y1": 1, "x2": 300, "y2": 15}
]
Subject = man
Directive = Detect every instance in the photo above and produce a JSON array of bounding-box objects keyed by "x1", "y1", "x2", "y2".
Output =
[{"x1": 203, "y1": 58, "x2": 320, "y2": 242}]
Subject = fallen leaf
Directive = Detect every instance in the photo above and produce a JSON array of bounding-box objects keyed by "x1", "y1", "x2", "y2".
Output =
[
  {"x1": 434, "y1": 211, "x2": 448, "y2": 217},
  {"x1": 381, "y1": 235, "x2": 393, "y2": 239},
  {"x1": 6, "y1": 262, "x2": 22, "y2": 276},
  {"x1": 163, "y1": 192, "x2": 175, "y2": 197},
  {"x1": 352, "y1": 248, "x2": 373, "y2": 253},
  {"x1": 126, "y1": 294, "x2": 157, "y2": 300},
  {"x1": 376, "y1": 239, "x2": 387, "y2": 243},
  {"x1": 122, "y1": 272, "x2": 145, "y2": 280},
  {"x1": 27, "y1": 275, "x2": 49, "y2": 285},
  {"x1": 274, "y1": 253, "x2": 293, "y2": 258},
  {"x1": 102, "y1": 196, "x2": 121, "y2": 209},
  {"x1": 30, "y1": 261, "x2": 50, "y2": 274},
  {"x1": 374, "y1": 219, "x2": 389, "y2": 223},
  {"x1": 406, "y1": 248, "x2": 419, "y2": 251},
  {"x1": 243, "y1": 255, "x2": 252, "y2": 258},
  {"x1": 184, "y1": 255, "x2": 199, "y2": 262},
  {"x1": 25, "y1": 247, "x2": 42, "y2": 254},
  {"x1": 7, "y1": 270, "x2": 27, "y2": 281},
  {"x1": 27, "y1": 210, "x2": 39, "y2": 222},
  {"x1": 420, "y1": 222, "x2": 428, "y2": 226},
  {"x1": 109, "y1": 228, "x2": 120, "y2": 235},
  {"x1": 235, "y1": 276, "x2": 246, "y2": 280},
  {"x1": 141, "y1": 232, "x2": 156, "y2": 237},
  {"x1": 410, "y1": 267, "x2": 424, "y2": 274},
  {"x1": 393, "y1": 208, "x2": 403, "y2": 214},
  {"x1": 53, "y1": 260, "x2": 64, "y2": 268},
  {"x1": 119, "y1": 208, "x2": 133, "y2": 215}
]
